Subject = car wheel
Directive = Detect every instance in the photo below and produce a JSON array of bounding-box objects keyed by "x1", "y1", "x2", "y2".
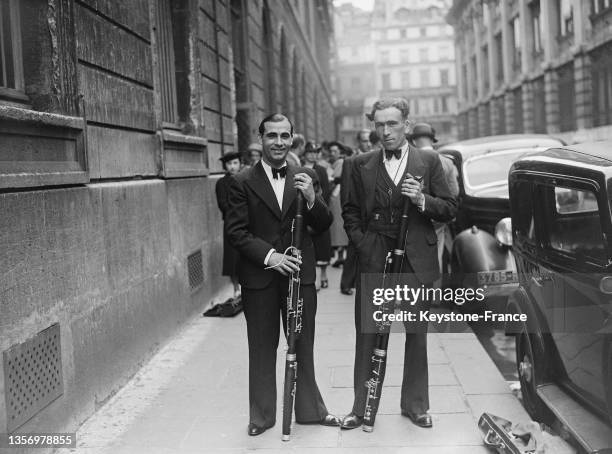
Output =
[{"x1": 515, "y1": 322, "x2": 551, "y2": 422}]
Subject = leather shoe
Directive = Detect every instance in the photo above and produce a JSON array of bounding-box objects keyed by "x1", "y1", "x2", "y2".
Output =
[
  {"x1": 340, "y1": 412, "x2": 363, "y2": 430},
  {"x1": 320, "y1": 414, "x2": 341, "y2": 427},
  {"x1": 340, "y1": 288, "x2": 353, "y2": 295},
  {"x1": 248, "y1": 423, "x2": 268, "y2": 436},
  {"x1": 403, "y1": 412, "x2": 433, "y2": 428}
]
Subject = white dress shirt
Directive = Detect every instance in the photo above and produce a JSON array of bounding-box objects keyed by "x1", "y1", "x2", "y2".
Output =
[
  {"x1": 260, "y1": 160, "x2": 314, "y2": 266},
  {"x1": 383, "y1": 142, "x2": 426, "y2": 211},
  {"x1": 383, "y1": 141, "x2": 410, "y2": 185}
]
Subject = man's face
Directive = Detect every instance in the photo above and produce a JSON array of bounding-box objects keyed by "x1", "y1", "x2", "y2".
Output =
[
  {"x1": 373, "y1": 107, "x2": 409, "y2": 150},
  {"x1": 260, "y1": 119, "x2": 292, "y2": 167},
  {"x1": 249, "y1": 150, "x2": 262, "y2": 164},
  {"x1": 225, "y1": 158, "x2": 241, "y2": 175},
  {"x1": 414, "y1": 136, "x2": 434, "y2": 149},
  {"x1": 330, "y1": 145, "x2": 340, "y2": 160},
  {"x1": 357, "y1": 131, "x2": 372, "y2": 153}
]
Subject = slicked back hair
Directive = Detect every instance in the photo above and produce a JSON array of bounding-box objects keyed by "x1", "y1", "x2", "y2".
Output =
[
  {"x1": 258, "y1": 113, "x2": 294, "y2": 136},
  {"x1": 366, "y1": 98, "x2": 410, "y2": 121},
  {"x1": 356, "y1": 128, "x2": 371, "y2": 143}
]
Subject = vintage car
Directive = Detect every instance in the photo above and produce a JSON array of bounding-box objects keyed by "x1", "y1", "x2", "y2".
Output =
[
  {"x1": 506, "y1": 142, "x2": 612, "y2": 453},
  {"x1": 438, "y1": 134, "x2": 564, "y2": 304}
]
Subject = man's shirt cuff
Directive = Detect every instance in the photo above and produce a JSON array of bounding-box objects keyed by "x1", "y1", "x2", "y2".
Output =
[
  {"x1": 417, "y1": 195, "x2": 425, "y2": 212},
  {"x1": 264, "y1": 248, "x2": 276, "y2": 265},
  {"x1": 307, "y1": 200, "x2": 314, "y2": 210}
]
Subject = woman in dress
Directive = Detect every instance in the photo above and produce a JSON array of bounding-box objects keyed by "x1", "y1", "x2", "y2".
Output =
[{"x1": 327, "y1": 142, "x2": 350, "y2": 267}]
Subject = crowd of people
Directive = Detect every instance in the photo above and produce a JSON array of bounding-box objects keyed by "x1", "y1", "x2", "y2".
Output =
[{"x1": 214, "y1": 98, "x2": 460, "y2": 436}]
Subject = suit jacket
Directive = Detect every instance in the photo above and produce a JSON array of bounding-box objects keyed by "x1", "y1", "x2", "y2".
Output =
[
  {"x1": 225, "y1": 161, "x2": 333, "y2": 289},
  {"x1": 342, "y1": 146, "x2": 458, "y2": 283}
]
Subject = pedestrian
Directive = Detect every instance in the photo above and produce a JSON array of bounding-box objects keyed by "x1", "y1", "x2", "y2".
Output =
[
  {"x1": 340, "y1": 129, "x2": 374, "y2": 296},
  {"x1": 340, "y1": 98, "x2": 457, "y2": 430},
  {"x1": 225, "y1": 113, "x2": 340, "y2": 436},
  {"x1": 247, "y1": 142, "x2": 263, "y2": 167},
  {"x1": 287, "y1": 133, "x2": 305, "y2": 167},
  {"x1": 328, "y1": 141, "x2": 349, "y2": 267},
  {"x1": 369, "y1": 129, "x2": 382, "y2": 152},
  {"x1": 215, "y1": 151, "x2": 243, "y2": 298},
  {"x1": 409, "y1": 123, "x2": 459, "y2": 291},
  {"x1": 303, "y1": 141, "x2": 332, "y2": 289}
]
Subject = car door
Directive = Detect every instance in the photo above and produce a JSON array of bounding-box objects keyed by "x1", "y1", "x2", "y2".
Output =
[{"x1": 534, "y1": 178, "x2": 612, "y2": 415}]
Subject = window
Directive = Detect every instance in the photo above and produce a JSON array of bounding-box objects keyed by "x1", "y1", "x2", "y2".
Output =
[
  {"x1": 558, "y1": 62, "x2": 576, "y2": 132},
  {"x1": 400, "y1": 48, "x2": 410, "y2": 63},
  {"x1": 482, "y1": 45, "x2": 490, "y2": 92},
  {"x1": 511, "y1": 180, "x2": 536, "y2": 245},
  {"x1": 439, "y1": 46, "x2": 450, "y2": 60},
  {"x1": 591, "y1": 43, "x2": 612, "y2": 127},
  {"x1": 440, "y1": 69, "x2": 449, "y2": 87},
  {"x1": 530, "y1": 1, "x2": 542, "y2": 55},
  {"x1": 262, "y1": 1, "x2": 275, "y2": 111},
  {"x1": 441, "y1": 96, "x2": 449, "y2": 113},
  {"x1": 420, "y1": 27, "x2": 427, "y2": 37},
  {"x1": 541, "y1": 185, "x2": 606, "y2": 262},
  {"x1": 401, "y1": 70, "x2": 411, "y2": 88},
  {"x1": 494, "y1": 33, "x2": 504, "y2": 85},
  {"x1": 592, "y1": 0, "x2": 612, "y2": 14},
  {"x1": 400, "y1": 29, "x2": 407, "y2": 38},
  {"x1": 0, "y1": 0, "x2": 24, "y2": 100},
  {"x1": 419, "y1": 69, "x2": 430, "y2": 87},
  {"x1": 532, "y1": 76, "x2": 546, "y2": 133},
  {"x1": 419, "y1": 48, "x2": 428, "y2": 62},
  {"x1": 512, "y1": 87, "x2": 523, "y2": 133},
  {"x1": 381, "y1": 72, "x2": 391, "y2": 90},
  {"x1": 559, "y1": 0, "x2": 573, "y2": 36},
  {"x1": 471, "y1": 55, "x2": 478, "y2": 98},
  {"x1": 381, "y1": 50, "x2": 390, "y2": 64},
  {"x1": 511, "y1": 16, "x2": 521, "y2": 72},
  {"x1": 156, "y1": 0, "x2": 179, "y2": 125}
]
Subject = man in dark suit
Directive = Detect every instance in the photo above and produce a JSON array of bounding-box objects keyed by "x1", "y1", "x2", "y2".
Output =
[
  {"x1": 225, "y1": 113, "x2": 340, "y2": 436},
  {"x1": 340, "y1": 98, "x2": 457, "y2": 430}
]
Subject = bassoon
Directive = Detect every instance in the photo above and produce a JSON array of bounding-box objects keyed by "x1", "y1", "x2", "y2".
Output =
[
  {"x1": 362, "y1": 174, "x2": 423, "y2": 433},
  {"x1": 282, "y1": 191, "x2": 305, "y2": 441}
]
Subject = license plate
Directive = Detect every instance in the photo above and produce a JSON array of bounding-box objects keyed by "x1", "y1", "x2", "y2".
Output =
[{"x1": 477, "y1": 270, "x2": 518, "y2": 285}]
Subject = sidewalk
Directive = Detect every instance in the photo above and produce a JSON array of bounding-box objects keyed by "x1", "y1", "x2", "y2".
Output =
[{"x1": 56, "y1": 267, "x2": 530, "y2": 453}]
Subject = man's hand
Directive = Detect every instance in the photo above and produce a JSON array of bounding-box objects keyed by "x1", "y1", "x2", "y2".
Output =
[
  {"x1": 294, "y1": 172, "x2": 315, "y2": 205},
  {"x1": 401, "y1": 176, "x2": 425, "y2": 206},
  {"x1": 267, "y1": 251, "x2": 302, "y2": 276}
]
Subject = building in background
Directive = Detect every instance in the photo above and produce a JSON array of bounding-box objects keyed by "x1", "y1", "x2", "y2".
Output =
[
  {"x1": 448, "y1": 0, "x2": 612, "y2": 143},
  {"x1": 0, "y1": 0, "x2": 334, "y2": 443},
  {"x1": 335, "y1": 0, "x2": 458, "y2": 147}
]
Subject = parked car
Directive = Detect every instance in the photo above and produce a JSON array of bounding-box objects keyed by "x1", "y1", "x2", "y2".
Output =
[
  {"x1": 507, "y1": 141, "x2": 612, "y2": 453},
  {"x1": 438, "y1": 134, "x2": 564, "y2": 304}
]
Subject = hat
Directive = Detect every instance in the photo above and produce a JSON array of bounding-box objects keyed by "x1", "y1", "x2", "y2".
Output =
[
  {"x1": 219, "y1": 151, "x2": 242, "y2": 163},
  {"x1": 410, "y1": 123, "x2": 438, "y2": 143},
  {"x1": 247, "y1": 143, "x2": 262, "y2": 153}
]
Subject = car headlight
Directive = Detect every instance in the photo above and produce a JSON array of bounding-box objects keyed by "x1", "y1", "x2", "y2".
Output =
[{"x1": 495, "y1": 217, "x2": 513, "y2": 247}]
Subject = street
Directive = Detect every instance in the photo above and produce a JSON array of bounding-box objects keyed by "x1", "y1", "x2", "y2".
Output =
[{"x1": 55, "y1": 266, "x2": 531, "y2": 453}]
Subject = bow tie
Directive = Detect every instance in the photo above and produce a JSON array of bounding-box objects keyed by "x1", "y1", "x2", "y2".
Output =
[
  {"x1": 271, "y1": 166, "x2": 287, "y2": 179},
  {"x1": 384, "y1": 148, "x2": 402, "y2": 160}
]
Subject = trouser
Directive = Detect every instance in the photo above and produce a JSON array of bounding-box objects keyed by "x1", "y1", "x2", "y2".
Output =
[
  {"x1": 242, "y1": 277, "x2": 328, "y2": 427},
  {"x1": 340, "y1": 242, "x2": 358, "y2": 289},
  {"x1": 351, "y1": 232, "x2": 430, "y2": 417}
]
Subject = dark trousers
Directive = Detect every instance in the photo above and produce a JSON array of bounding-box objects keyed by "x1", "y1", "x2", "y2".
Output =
[
  {"x1": 351, "y1": 232, "x2": 430, "y2": 417},
  {"x1": 242, "y1": 276, "x2": 328, "y2": 427},
  {"x1": 340, "y1": 242, "x2": 358, "y2": 289}
]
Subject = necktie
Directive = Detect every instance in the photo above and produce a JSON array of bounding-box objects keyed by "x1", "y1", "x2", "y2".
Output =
[
  {"x1": 272, "y1": 166, "x2": 287, "y2": 179},
  {"x1": 384, "y1": 148, "x2": 402, "y2": 160}
]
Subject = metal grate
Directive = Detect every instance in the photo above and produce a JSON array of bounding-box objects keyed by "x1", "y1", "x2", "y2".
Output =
[
  {"x1": 3, "y1": 324, "x2": 63, "y2": 432},
  {"x1": 187, "y1": 249, "x2": 204, "y2": 292}
]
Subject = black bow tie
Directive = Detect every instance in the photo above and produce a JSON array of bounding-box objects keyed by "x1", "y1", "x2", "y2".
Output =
[
  {"x1": 272, "y1": 166, "x2": 287, "y2": 179},
  {"x1": 384, "y1": 148, "x2": 402, "y2": 160}
]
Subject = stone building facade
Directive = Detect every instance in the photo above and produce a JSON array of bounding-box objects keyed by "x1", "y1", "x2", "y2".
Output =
[
  {"x1": 0, "y1": 0, "x2": 334, "y2": 445},
  {"x1": 335, "y1": 0, "x2": 458, "y2": 147},
  {"x1": 448, "y1": 0, "x2": 612, "y2": 143}
]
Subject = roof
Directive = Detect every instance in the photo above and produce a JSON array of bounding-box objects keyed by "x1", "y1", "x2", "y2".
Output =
[
  {"x1": 514, "y1": 141, "x2": 612, "y2": 174},
  {"x1": 439, "y1": 134, "x2": 564, "y2": 159}
]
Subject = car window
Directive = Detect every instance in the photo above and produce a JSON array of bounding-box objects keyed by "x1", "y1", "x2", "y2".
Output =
[
  {"x1": 463, "y1": 150, "x2": 531, "y2": 196},
  {"x1": 540, "y1": 185, "x2": 607, "y2": 264}
]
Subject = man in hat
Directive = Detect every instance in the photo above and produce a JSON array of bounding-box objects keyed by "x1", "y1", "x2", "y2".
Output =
[
  {"x1": 409, "y1": 123, "x2": 459, "y2": 289},
  {"x1": 216, "y1": 151, "x2": 243, "y2": 298},
  {"x1": 341, "y1": 99, "x2": 457, "y2": 430},
  {"x1": 225, "y1": 113, "x2": 340, "y2": 436}
]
